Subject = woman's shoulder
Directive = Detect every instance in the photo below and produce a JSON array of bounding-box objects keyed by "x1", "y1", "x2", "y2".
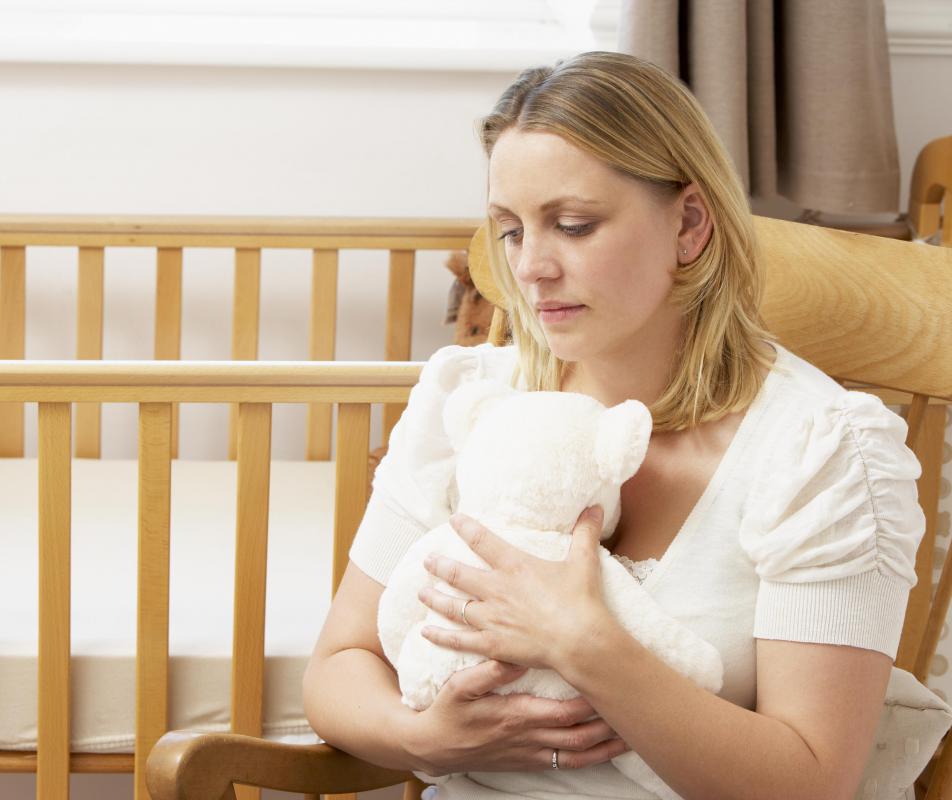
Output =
[
  {"x1": 742, "y1": 343, "x2": 923, "y2": 574},
  {"x1": 763, "y1": 344, "x2": 911, "y2": 442},
  {"x1": 767, "y1": 343, "x2": 852, "y2": 409},
  {"x1": 738, "y1": 346, "x2": 925, "y2": 659}
]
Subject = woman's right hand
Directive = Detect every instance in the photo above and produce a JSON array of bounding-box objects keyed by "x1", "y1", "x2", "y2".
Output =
[{"x1": 404, "y1": 659, "x2": 630, "y2": 775}]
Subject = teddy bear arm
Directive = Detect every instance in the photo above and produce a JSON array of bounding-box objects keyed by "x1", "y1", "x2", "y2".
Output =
[
  {"x1": 378, "y1": 526, "x2": 459, "y2": 666},
  {"x1": 397, "y1": 620, "x2": 486, "y2": 711}
]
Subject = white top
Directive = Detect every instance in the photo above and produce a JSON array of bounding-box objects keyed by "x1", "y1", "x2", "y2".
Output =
[{"x1": 349, "y1": 341, "x2": 925, "y2": 800}]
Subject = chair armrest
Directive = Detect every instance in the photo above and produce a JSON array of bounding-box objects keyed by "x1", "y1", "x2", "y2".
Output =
[{"x1": 145, "y1": 730, "x2": 412, "y2": 800}]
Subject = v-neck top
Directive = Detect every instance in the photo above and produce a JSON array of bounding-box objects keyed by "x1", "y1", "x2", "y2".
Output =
[
  {"x1": 350, "y1": 341, "x2": 924, "y2": 799},
  {"x1": 350, "y1": 342, "x2": 924, "y2": 790}
]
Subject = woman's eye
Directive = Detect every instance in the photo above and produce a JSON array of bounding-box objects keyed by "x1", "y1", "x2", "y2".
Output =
[
  {"x1": 558, "y1": 223, "x2": 593, "y2": 236},
  {"x1": 496, "y1": 223, "x2": 593, "y2": 243}
]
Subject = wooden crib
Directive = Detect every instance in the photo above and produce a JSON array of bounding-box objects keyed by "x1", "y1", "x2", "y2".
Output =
[
  {"x1": 0, "y1": 216, "x2": 479, "y2": 461},
  {"x1": 0, "y1": 216, "x2": 479, "y2": 800},
  {"x1": 3, "y1": 213, "x2": 950, "y2": 800}
]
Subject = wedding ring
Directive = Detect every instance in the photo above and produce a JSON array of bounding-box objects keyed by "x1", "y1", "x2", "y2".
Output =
[
  {"x1": 551, "y1": 749, "x2": 560, "y2": 770},
  {"x1": 461, "y1": 598, "x2": 474, "y2": 626}
]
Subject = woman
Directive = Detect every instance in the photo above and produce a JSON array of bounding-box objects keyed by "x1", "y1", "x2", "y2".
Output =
[{"x1": 303, "y1": 51, "x2": 924, "y2": 799}]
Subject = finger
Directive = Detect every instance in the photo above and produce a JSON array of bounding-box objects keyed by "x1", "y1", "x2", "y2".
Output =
[
  {"x1": 419, "y1": 587, "x2": 480, "y2": 628},
  {"x1": 514, "y1": 694, "x2": 598, "y2": 728},
  {"x1": 545, "y1": 736, "x2": 630, "y2": 770},
  {"x1": 448, "y1": 659, "x2": 527, "y2": 699},
  {"x1": 424, "y1": 553, "x2": 488, "y2": 596},
  {"x1": 567, "y1": 505, "x2": 604, "y2": 561},
  {"x1": 532, "y1": 717, "x2": 619, "y2": 751},
  {"x1": 449, "y1": 513, "x2": 518, "y2": 568},
  {"x1": 421, "y1": 623, "x2": 488, "y2": 657}
]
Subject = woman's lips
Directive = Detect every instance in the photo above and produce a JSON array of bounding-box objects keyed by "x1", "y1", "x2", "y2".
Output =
[{"x1": 538, "y1": 305, "x2": 585, "y2": 323}]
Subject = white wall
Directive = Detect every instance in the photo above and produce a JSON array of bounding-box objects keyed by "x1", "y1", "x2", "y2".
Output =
[
  {"x1": 1, "y1": 18, "x2": 949, "y2": 800},
  {"x1": 2, "y1": 64, "x2": 516, "y2": 460}
]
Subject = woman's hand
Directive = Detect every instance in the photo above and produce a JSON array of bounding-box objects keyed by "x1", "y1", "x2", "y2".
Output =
[
  {"x1": 405, "y1": 657, "x2": 630, "y2": 774},
  {"x1": 418, "y1": 506, "x2": 615, "y2": 672}
]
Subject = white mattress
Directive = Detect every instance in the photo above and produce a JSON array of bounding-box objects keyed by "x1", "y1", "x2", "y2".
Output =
[{"x1": 0, "y1": 457, "x2": 339, "y2": 752}]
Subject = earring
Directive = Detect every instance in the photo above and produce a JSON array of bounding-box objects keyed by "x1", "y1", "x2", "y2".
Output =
[{"x1": 681, "y1": 249, "x2": 688, "y2": 255}]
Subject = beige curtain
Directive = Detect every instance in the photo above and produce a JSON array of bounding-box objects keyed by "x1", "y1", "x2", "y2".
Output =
[{"x1": 618, "y1": 0, "x2": 901, "y2": 214}]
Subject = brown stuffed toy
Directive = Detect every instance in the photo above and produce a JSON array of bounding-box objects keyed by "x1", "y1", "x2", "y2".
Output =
[
  {"x1": 442, "y1": 250, "x2": 497, "y2": 346},
  {"x1": 366, "y1": 250, "x2": 498, "y2": 495}
]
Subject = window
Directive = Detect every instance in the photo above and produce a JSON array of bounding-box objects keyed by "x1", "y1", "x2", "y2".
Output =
[{"x1": 0, "y1": 0, "x2": 620, "y2": 70}]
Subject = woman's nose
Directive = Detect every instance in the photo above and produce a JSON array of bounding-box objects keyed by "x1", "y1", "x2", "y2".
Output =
[{"x1": 512, "y1": 234, "x2": 561, "y2": 284}]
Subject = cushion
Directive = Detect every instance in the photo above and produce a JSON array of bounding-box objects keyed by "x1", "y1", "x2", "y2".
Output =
[{"x1": 855, "y1": 666, "x2": 952, "y2": 799}]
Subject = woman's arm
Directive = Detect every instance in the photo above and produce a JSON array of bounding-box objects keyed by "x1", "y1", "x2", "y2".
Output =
[
  {"x1": 302, "y1": 559, "x2": 631, "y2": 775},
  {"x1": 562, "y1": 615, "x2": 891, "y2": 800},
  {"x1": 419, "y1": 509, "x2": 891, "y2": 800}
]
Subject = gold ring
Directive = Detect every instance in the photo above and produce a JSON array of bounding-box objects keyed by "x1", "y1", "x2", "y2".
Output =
[{"x1": 461, "y1": 599, "x2": 474, "y2": 626}]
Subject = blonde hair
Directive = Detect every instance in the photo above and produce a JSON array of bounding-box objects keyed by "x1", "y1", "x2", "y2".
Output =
[{"x1": 477, "y1": 51, "x2": 776, "y2": 431}]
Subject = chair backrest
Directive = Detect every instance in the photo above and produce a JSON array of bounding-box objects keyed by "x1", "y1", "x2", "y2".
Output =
[{"x1": 0, "y1": 216, "x2": 477, "y2": 460}]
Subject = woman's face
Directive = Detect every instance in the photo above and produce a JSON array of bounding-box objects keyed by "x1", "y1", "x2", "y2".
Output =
[{"x1": 487, "y1": 128, "x2": 686, "y2": 366}]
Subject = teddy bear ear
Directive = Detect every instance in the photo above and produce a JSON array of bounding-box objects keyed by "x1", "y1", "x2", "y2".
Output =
[
  {"x1": 594, "y1": 400, "x2": 653, "y2": 483},
  {"x1": 442, "y1": 378, "x2": 517, "y2": 452}
]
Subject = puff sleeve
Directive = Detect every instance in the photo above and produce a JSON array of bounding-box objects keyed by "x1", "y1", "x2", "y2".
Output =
[
  {"x1": 348, "y1": 343, "x2": 492, "y2": 585},
  {"x1": 738, "y1": 391, "x2": 926, "y2": 659}
]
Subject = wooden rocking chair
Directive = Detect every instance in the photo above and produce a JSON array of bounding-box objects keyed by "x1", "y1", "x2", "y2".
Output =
[{"x1": 146, "y1": 193, "x2": 952, "y2": 798}]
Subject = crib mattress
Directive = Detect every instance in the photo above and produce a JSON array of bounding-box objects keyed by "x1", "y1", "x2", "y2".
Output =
[{"x1": 0, "y1": 457, "x2": 340, "y2": 752}]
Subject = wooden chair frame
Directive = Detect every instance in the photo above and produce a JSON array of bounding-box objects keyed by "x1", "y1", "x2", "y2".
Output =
[{"x1": 142, "y1": 212, "x2": 952, "y2": 800}]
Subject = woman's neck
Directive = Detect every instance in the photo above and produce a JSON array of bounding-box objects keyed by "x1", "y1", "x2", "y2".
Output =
[{"x1": 560, "y1": 316, "x2": 684, "y2": 409}]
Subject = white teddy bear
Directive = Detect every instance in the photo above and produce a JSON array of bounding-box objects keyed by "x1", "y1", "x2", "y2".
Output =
[{"x1": 377, "y1": 377, "x2": 724, "y2": 797}]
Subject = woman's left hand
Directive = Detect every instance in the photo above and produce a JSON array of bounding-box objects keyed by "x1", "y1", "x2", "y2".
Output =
[{"x1": 419, "y1": 505, "x2": 613, "y2": 671}]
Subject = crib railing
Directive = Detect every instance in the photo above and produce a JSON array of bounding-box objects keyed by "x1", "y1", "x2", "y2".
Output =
[
  {"x1": 0, "y1": 215, "x2": 479, "y2": 460},
  {"x1": 0, "y1": 359, "x2": 421, "y2": 800}
]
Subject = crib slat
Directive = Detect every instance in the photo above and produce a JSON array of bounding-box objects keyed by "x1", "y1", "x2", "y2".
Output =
[
  {"x1": 75, "y1": 247, "x2": 104, "y2": 458},
  {"x1": 155, "y1": 247, "x2": 183, "y2": 459},
  {"x1": 328, "y1": 403, "x2": 368, "y2": 800},
  {"x1": 232, "y1": 402, "x2": 272, "y2": 800},
  {"x1": 0, "y1": 751, "x2": 133, "y2": 773},
  {"x1": 383, "y1": 250, "x2": 414, "y2": 446},
  {"x1": 306, "y1": 249, "x2": 338, "y2": 461},
  {"x1": 333, "y1": 403, "x2": 371, "y2": 594},
  {"x1": 229, "y1": 249, "x2": 262, "y2": 460},
  {"x1": 37, "y1": 402, "x2": 71, "y2": 800},
  {"x1": 135, "y1": 403, "x2": 172, "y2": 800},
  {"x1": 0, "y1": 245, "x2": 26, "y2": 457}
]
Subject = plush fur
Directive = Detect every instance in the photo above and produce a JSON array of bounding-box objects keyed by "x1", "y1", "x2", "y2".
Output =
[{"x1": 377, "y1": 378, "x2": 724, "y2": 794}]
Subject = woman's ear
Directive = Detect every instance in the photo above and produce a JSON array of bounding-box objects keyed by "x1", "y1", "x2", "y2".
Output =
[
  {"x1": 676, "y1": 182, "x2": 713, "y2": 263},
  {"x1": 442, "y1": 379, "x2": 517, "y2": 453}
]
